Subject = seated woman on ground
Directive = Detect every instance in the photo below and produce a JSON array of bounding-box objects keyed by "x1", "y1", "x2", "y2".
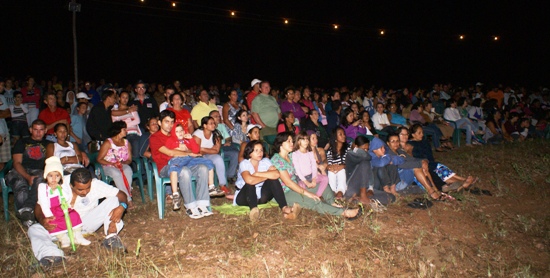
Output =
[
  {"x1": 291, "y1": 131, "x2": 329, "y2": 197},
  {"x1": 277, "y1": 111, "x2": 300, "y2": 135},
  {"x1": 326, "y1": 127, "x2": 351, "y2": 200},
  {"x1": 345, "y1": 136, "x2": 396, "y2": 206},
  {"x1": 340, "y1": 108, "x2": 366, "y2": 143},
  {"x1": 270, "y1": 132, "x2": 361, "y2": 219},
  {"x1": 234, "y1": 140, "x2": 301, "y2": 221},
  {"x1": 406, "y1": 124, "x2": 478, "y2": 197}
]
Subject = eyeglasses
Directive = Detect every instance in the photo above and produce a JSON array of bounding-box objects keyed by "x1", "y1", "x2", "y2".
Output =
[
  {"x1": 136, "y1": 87, "x2": 146, "y2": 90},
  {"x1": 389, "y1": 140, "x2": 399, "y2": 143}
]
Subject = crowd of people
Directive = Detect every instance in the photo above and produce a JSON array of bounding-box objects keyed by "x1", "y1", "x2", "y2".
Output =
[{"x1": 0, "y1": 75, "x2": 549, "y2": 270}]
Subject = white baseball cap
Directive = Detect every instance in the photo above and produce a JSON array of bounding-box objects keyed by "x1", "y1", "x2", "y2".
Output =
[
  {"x1": 76, "y1": 92, "x2": 91, "y2": 99},
  {"x1": 246, "y1": 124, "x2": 262, "y2": 133},
  {"x1": 250, "y1": 79, "x2": 262, "y2": 88}
]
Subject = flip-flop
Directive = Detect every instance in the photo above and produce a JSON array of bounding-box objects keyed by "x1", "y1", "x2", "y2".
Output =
[
  {"x1": 442, "y1": 181, "x2": 463, "y2": 193},
  {"x1": 466, "y1": 187, "x2": 482, "y2": 195},
  {"x1": 346, "y1": 205, "x2": 364, "y2": 221},
  {"x1": 407, "y1": 198, "x2": 433, "y2": 209}
]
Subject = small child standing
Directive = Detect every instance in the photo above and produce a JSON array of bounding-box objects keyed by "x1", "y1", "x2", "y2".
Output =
[
  {"x1": 37, "y1": 157, "x2": 90, "y2": 247},
  {"x1": 166, "y1": 123, "x2": 216, "y2": 214}
]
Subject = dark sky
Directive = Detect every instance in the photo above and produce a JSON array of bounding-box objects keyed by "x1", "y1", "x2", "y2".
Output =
[{"x1": 3, "y1": 0, "x2": 549, "y2": 89}]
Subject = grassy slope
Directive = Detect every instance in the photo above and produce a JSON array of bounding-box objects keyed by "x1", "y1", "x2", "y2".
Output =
[{"x1": 1, "y1": 140, "x2": 549, "y2": 277}]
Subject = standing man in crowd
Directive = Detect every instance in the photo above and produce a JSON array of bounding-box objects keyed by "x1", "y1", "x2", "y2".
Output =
[
  {"x1": 0, "y1": 83, "x2": 11, "y2": 170},
  {"x1": 132, "y1": 80, "x2": 159, "y2": 133},
  {"x1": 38, "y1": 91, "x2": 73, "y2": 142},
  {"x1": 87, "y1": 89, "x2": 117, "y2": 150},
  {"x1": 6, "y1": 119, "x2": 49, "y2": 227},
  {"x1": 246, "y1": 79, "x2": 261, "y2": 111},
  {"x1": 251, "y1": 81, "x2": 281, "y2": 137}
]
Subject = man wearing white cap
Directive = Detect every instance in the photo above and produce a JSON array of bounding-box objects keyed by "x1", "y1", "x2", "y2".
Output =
[{"x1": 246, "y1": 78, "x2": 261, "y2": 113}]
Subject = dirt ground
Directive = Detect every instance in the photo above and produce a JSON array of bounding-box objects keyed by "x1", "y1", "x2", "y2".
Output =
[{"x1": 1, "y1": 140, "x2": 549, "y2": 277}]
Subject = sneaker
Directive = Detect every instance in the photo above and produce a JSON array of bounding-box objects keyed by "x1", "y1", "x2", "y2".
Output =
[
  {"x1": 74, "y1": 231, "x2": 91, "y2": 246},
  {"x1": 172, "y1": 193, "x2": 182, "y2": 211},
  {"x1": 19, "y1": 210, "x2": 36, "y2": 227},
  {"x1": 102, "y1": 234, "x2": 126, "y2": 251},
  {"x1": 219, "y1": 186, "x2": 232, "y2": 195},
  {"x1": 165, "y1": 194, "x2": 173, "y2": 204},
  {"x1": 38, "y1": 256, "x2": 65, "y2": 272},
  {"x1": 198, "y1": 206, "x2": 213, "y2": 217},
  {"x1": 186, "y1": 208, "x2": 204, "y2": 219},
  {"x1": 58, "y1": 233, "x2": 71, "y2": 248},
  {"x1": 209, "y1": 186, "x2": 225, "y2": 197}
]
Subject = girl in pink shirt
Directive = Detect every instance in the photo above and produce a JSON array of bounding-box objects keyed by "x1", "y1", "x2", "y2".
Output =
[{"x1": 291, "y1": 131, "x2": 328, "y2": 197}]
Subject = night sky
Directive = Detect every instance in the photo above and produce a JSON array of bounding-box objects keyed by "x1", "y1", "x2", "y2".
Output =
[{"x1": 4, "y1": 0, "x2": 549, "y2": 89}]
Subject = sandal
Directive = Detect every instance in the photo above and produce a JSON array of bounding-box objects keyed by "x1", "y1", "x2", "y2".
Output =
[
  {"x1": 466, "y1": 187, "x2": 492, "y2": 196},
  {"x1": 370, "y1": 199, "x2": 387, "y2": 213},
  {"x1": 346, "y1": 205, "x2": 364, "y2": 221},
  {"x1": 283, "y1": 203, "x2": 302, "y2": 220},
  {"x1": 407, "y1": 198, "x2": 433, "y2": 209},
  {"x1": 442, "y1": 181, "x2": 462, "y2": 193}
]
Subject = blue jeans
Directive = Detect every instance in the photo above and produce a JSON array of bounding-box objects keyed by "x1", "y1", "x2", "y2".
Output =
[
  {"x1": 168, "y1": 156, "x2": 214, "y2": 173},
  {"x1": 454, "y1": 118, "x2": 476, "y2": 144}
]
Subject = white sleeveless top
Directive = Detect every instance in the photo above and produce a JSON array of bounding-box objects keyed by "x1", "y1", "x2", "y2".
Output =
[
  {"x1": 54, "y1": 142, "x2": 82, "y2": 170},
  {"x1": 192, "y1": 129, "x2": 214, "y2": 148}
]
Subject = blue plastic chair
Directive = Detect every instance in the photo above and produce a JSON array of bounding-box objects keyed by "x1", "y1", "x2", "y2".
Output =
[
  {"x1": 444, "y1": 119, "x2": 466, "y2": 147},
  {"x1": 149, "y1": 158, "x2": 199, "y2": 219},
  {"x1": 89, "y1": 153, "x2": 146, "y2": 203}
]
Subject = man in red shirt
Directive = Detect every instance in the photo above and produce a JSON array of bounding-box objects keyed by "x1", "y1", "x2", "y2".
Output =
[
  {"x1": 150, "y1": 110, "x2": 211, "y2": 219},
  {"x1": 38, "y1": 92, "x2": 75, "y2": 142},
  {"x1": 246, "y1": 79, "x2": 261, "y2": 123}
]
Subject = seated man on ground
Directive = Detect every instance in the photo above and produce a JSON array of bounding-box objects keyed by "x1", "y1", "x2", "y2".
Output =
[{"x1": 29, "y1": 168, "x2": 128, "y2": 270}]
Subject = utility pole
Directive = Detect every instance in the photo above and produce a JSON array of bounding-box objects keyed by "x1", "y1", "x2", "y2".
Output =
[{"x1": 68, "y1": 0, "x2": 81, "y2": 87}]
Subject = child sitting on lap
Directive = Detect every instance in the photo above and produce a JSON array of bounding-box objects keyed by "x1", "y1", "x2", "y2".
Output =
[
  {"x1": 38, "y1": 157, "x2": 90, "y2": 248},
  {"x1": 166, "y1": 123, "x2": 216, "y2": 211}
]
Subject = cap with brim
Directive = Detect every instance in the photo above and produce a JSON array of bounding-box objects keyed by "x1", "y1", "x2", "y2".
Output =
[
  {"x1": 476, "y1": 82, "x2": 483, "y2": 86},
  {"x1": 250, "y1": 79, "x2": 261, "y2": 88},
  {"x1": 246, "y1": 124, "x2": 262, "y2": 133},
  {"x1": 76, "y1": 92, "x2": 91, "y2": 99}
]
